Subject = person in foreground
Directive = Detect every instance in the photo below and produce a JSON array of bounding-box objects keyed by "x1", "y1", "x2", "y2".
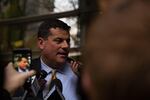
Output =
[
  {"x1": 31, "y1": 18, "x2": 80, "y2": 100},
  {"x1": 81, "y1": 0, "x2": 150, "y2": 100}
]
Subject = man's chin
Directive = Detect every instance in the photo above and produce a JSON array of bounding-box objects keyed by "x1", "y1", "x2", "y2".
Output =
[{"x1": 57, "y1": 57, "x2": 66, "y2": 64}]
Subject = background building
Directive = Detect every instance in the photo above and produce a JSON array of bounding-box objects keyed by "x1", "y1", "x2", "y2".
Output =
[{"x1": 0, "y1": 0, "x2": 99, "y2": 63}]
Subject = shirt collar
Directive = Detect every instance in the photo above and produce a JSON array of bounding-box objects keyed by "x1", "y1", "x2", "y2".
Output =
[
  {"x1": 40, "y1": 58, "x2": 52, "y2": 74},
  {"x1": 40, "y1": 57, "x2": 68, "y2": 75}
]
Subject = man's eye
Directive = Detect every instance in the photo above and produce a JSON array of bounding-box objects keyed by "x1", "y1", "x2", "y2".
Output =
[{"x1": 54, "y1": 38, "x2": 63, "y2": 43}]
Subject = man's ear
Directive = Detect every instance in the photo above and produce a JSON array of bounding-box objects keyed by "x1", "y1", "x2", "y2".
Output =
[{"x1": 37, "y1": 37, "x2": 46, "y2": 49}]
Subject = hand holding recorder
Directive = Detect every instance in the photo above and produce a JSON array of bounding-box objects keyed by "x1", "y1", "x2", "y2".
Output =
[{"x1": 4, "y1": 62, "x2": 36, "y2": 95}]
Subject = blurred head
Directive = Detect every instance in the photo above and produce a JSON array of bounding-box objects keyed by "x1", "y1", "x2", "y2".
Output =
[
  {"x1": 37, "y1": 19, "x2": 71, "y2": 68},
  {"x1": 100, "y1": 0, "x2": 121, "y2": 13},
  {"x1": 83, "y1": 1, "x2": 150, "y2": 100}
]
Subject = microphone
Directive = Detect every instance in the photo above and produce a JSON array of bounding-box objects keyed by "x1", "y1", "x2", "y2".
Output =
[
  {"x1": 67, "y1": 57, "x2": 83, "y2": 76},
  {"x1": 67, "y1": 57, "x2": 74, "y2": 63},
  {"x1": 22, "y1": 70, "x2": 48, "y2": 100},
  {"x1": 30, "y1": 75, "x2": 40, "y2": 96},
  {"x1": 22, "y1": 75, "x2": 39, "y2": 100},
  {"x1": 31, "y1": 70, "x2": 48, "y2": 96},
  {"x1": 38, "y1": 70, "x2": 48, "y2": 80},
  {"x1": 37, "y1": 70, "x2": 47, "y2": 90}
]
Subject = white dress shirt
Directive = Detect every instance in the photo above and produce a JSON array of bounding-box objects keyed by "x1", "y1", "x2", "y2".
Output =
[{"x1": 40, "y1": 58, "x2": 79, "y2": 100}]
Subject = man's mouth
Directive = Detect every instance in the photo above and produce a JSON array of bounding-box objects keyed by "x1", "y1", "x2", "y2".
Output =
[{"x1": 57, "y1": 52, "x2": 68, "y2": 57}]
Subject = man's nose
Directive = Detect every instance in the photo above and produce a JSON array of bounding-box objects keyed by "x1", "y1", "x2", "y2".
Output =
[{"x1": 62, "y1": 41, "x2": 69, "y2": 48}]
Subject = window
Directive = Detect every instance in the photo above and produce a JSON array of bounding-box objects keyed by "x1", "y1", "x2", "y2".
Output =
[{"x1": 0, "y1": 0, "x2": 80, "y2": 61}]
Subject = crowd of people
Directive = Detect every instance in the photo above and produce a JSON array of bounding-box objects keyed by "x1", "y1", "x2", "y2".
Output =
[{"x1": 1, "y1": 0, "x2": 150, "y2": 100}]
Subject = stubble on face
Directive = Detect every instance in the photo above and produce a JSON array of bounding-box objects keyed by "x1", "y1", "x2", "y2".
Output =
[{"x1": 41, "y1": 27, "x2": 70, "y2": 68}]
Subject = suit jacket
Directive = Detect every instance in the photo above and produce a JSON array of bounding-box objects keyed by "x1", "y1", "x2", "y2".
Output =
[
  {"x1": 30, "y1": 58, "x2": 82, "y2": 100},
  {"x1": 30, "y1": 58, "x2": 44, "y2": 100},
  {"x1": 30, "y1": 58, "x2": 42, "y2": 78}
]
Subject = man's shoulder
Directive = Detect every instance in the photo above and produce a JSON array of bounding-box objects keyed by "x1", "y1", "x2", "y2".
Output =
[
  {"x1": 30, "y1": 58, "x2": 41, "y2": 71},
  {"x1": 32, "y1": 58, "x2": 40, "y2": 63},
  {"x1": 31, "y1": 58, "x2": 41, "y2": 65}
]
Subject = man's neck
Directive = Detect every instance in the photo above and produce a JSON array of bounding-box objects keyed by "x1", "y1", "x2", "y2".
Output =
[{"x1": 40, "y1": 56, "x2": 64, "y2": 70}]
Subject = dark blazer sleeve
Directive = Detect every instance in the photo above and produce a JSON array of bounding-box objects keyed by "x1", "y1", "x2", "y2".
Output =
[
  {"x1": 30, "y1": 58, "x2": 44, "y2": 99},
  {"x1": 30, "y1": 58, "x2": 42, "y2": 78}
]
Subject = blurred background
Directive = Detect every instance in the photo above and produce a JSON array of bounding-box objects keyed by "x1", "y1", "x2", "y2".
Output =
[{"x1": 0, "y1": 0, "x2": 100, "y2": 63}]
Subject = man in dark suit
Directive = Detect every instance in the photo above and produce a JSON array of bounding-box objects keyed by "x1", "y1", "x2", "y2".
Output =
[
  {"x1": 31, "y1": 19, "x2": 80, "y2": 100},
  {"x1": 15, "y1": 56, "x2": 30, "y2": 72}
]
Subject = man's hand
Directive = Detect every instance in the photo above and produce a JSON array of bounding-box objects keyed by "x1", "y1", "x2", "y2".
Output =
[{"x1": 69, "y1": 59, "x2": 82, "y2": 76}]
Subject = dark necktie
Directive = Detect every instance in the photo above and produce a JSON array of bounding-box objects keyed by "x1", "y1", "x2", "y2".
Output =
[
  {"x1": 47, "y1": 89, "x2": 63, "y2": 100},
  {"x1": 47, "y1": 70, "x2": 65, "y2": 100}
]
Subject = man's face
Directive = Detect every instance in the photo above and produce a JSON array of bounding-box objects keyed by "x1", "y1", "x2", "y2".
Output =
[
  {"x1": 18, "y1": 57, "x2": 29, "y2": 69},
  {"x1": 38, "y1": 27, "x2": 70, "y2": 66}
]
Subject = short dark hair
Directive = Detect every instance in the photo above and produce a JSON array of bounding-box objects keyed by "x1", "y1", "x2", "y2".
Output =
[
  {"x1": 17, "y1": 56, "x2": 27, "y2": 62},
  {"x1": 37, "y1": 18, "x2": 71, "y2": 39}
]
